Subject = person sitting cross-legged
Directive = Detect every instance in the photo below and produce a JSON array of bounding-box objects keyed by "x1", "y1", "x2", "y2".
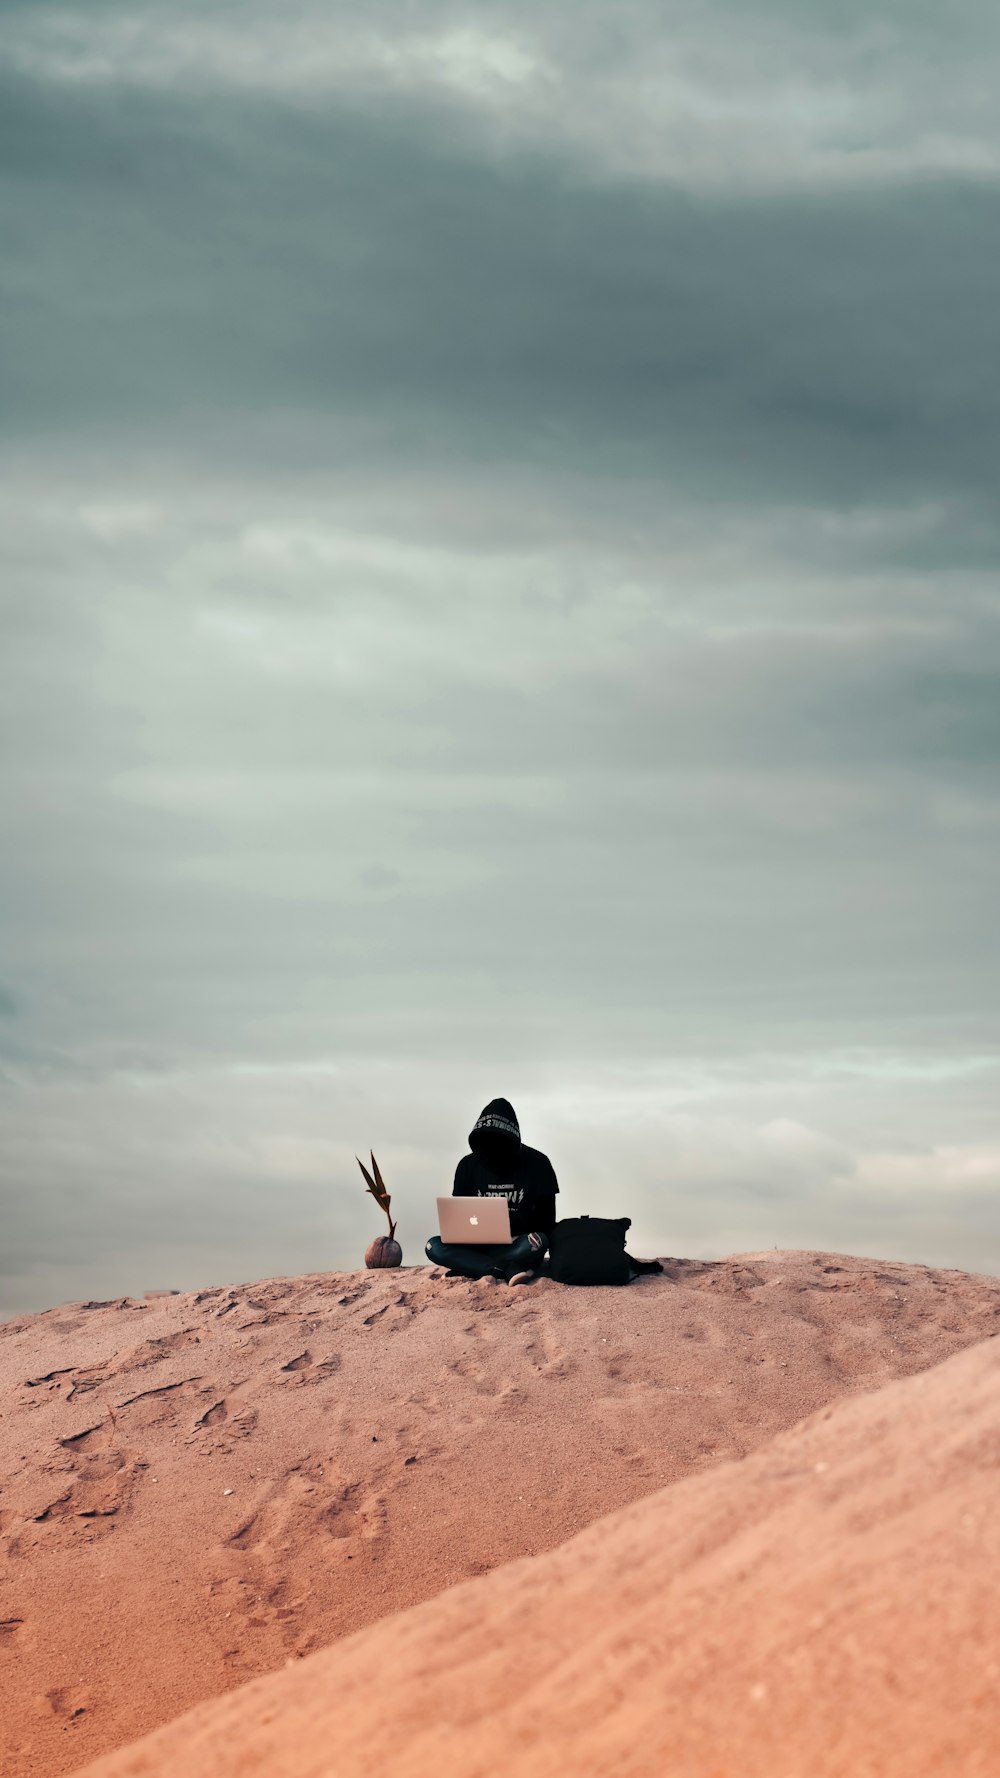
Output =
[{"x1": 425, "y1": 1098, "x2": 558, "y2": 1286}]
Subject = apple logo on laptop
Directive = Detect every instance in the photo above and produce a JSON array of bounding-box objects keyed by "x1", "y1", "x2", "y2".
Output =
[{"x1": 469, "y1": 1215, "x2": 479, "y2": 1225}]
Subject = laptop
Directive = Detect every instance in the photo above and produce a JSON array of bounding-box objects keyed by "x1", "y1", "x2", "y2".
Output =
[{"x1": 436, "y1": 1196, "x2": 512, "y2": 1245}]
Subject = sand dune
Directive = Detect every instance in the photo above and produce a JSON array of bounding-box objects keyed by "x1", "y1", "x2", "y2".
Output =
[
  {"x1": 76, "y1": 1323, "x2": 1000, "y2": 1778},
  {"x1": 2, "y1": 1250, "x2": 999, "y2": 1776}
]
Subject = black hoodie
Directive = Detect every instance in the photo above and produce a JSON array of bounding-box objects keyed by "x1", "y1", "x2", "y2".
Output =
[{"x1": 453, "y1": 1098, "x2": 559, "y2": 1237}]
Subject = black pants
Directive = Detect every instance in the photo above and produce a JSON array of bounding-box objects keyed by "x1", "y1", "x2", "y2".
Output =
[{"x1": 425, "y1": 1231, "x2": 547, "y2": 1281}]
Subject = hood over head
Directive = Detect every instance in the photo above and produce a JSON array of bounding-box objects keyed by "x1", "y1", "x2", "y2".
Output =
[{"x1": 468, "y1": 1098, "x2": 521, "y2": 1174}]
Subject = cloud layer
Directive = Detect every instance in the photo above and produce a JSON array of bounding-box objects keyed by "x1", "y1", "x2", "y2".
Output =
[{"x1": 2, "y1": 0, "x2": 999, "y2": 1312}]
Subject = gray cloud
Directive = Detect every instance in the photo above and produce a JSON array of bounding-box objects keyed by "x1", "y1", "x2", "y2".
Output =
[
  {"x1": 5, "y1": 0, "x2": 1000, "y2": 194},
  {"x1": 2, "y1": 2, "x2": 999, "y2": 1313},
  {"x1": 3, "y1": 57, "x2": 1000, "y2": 525}
]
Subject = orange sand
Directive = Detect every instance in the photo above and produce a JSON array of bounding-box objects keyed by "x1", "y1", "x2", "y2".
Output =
[
  {"x1": 1, "y1": 1250, "x2": 999, "y2": 1776},
  {"x1": 78, "y1": 1324, "x2": 1000, "y2": 1778}
]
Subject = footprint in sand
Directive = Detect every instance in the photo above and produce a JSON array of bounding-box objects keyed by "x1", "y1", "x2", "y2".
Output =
[
  {"x1": 226, "y1": 1458, "x2": 387, "y2": 1554},
  {"x1": 25, "y1": 1330, "x2": 204, "y2": 1409},
  {"x1": 602, "y1": 1349, "x2": 636, "y2": 1384},
  {"x1": 361, "y1": 1293, "x2": 418, "y2": 1333},
  {"x1": 69, "y1": 1368, "x2": 115, "y2": 1401},
  {"x1": 519, "y1": 1315, "x2": 574, "y2": 1380},
  {"x1": 23, "y1": 1367, "x2": 77, "y2": 1393},
  {"x1": 111, "y1": 1374, "x2": 206, "y2": 1438},
  {"x1": 186, "y1": 1389, "x2": 259, "y2": 1452},
  {"x1": 194, "y1": 1289, "x2": 244, "y2": 1319},
  {"x1": 279, "y1": 1350, "x2": 342, "y2": 1385},
  {"x1": 336, "y1": 1281, "x2": 374, "y2": 1309},
  {"x1": 124, "y1": 1328, "x2": 203, "y2": 1371},
  {"x1": 35, "y1": 1684, "x2": 92, "y2": 1722},
  {"x1": 212, "y1": 1457, "x2": 386, "y2": 1645},
  {"x1": 24, "y1": 1419, "x2": 142, "y2": 1545},
  {"x1": 610, "y1": 1440, "x2": 654, "y2": 1473},
  {"x1": 440, "y1": 1319, "x2": 522, "y2": 1399},
  {"x1": 28, "y1": 1364, "x2": 113, "y2": 1404},
  {"x1": 245, "y1": 1296, "x2": 293, "y2": 1318},
  {"x1": 688, "y1": 1262, "x2": 765, "y2": 1296},
  {"x1": 682, "y1": 1315, "x2": 730, "y2": 1352},
  {"x1": 195, "y1": 1397, "x2": 229, "y2": 1428}
]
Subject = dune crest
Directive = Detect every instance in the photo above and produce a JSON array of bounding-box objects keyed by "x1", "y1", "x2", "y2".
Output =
[{"x1": 2, "y1": 1251, "x2": 999, "y2": 1775}]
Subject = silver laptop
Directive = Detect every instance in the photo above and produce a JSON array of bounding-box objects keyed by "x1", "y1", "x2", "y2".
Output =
[{"x1": 436, "y1": 1196, "x2": 512, "y2": 1245}]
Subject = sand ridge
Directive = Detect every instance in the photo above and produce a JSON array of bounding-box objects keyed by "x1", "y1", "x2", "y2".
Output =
[
  {"x1": 2, "y1": 1250, "x2": 999, "y2": 1775},
  {"x1": 76, "y1": 1327, "x2": 1000, "y2": 1778}
]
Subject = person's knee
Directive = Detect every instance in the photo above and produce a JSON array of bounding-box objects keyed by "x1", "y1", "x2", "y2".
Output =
[{"x1": 425, "y1": 1236, "x2": 441, "y2": 1262}]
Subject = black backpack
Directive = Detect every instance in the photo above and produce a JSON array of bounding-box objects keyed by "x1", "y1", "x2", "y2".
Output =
[{"x1": 548, "y1": 1215, "x2": 632, "y2": 1286}]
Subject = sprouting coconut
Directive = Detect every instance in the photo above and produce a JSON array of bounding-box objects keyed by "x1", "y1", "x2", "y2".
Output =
[{"x1": 357, "y1": 1152, "x2": 402, "y2": 1268}]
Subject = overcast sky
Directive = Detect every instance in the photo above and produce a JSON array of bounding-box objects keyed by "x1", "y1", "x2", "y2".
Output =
[{"x1": 3, "y1": 0, "x2": 1000, "y2": 1316}]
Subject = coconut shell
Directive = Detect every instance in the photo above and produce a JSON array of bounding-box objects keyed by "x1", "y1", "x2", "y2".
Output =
[{"x1": 364, "y1": 1236, "x2": 402, "y2": 1269}]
